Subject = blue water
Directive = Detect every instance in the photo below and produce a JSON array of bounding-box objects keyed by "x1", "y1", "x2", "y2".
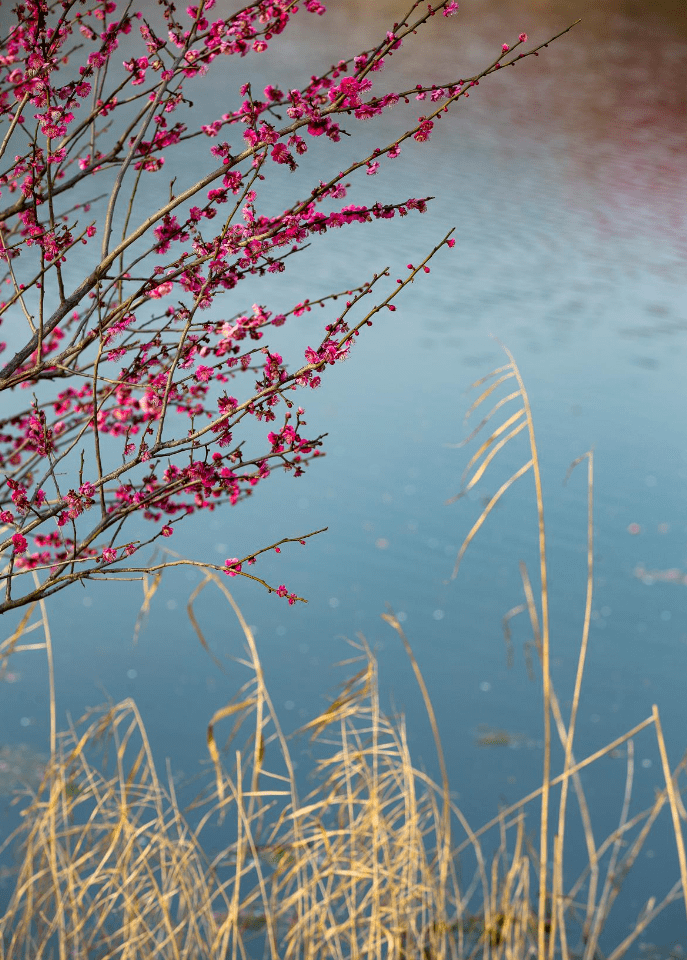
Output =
[{"x1": 2, "y1": 0, "x2": 686, "y2": 950}]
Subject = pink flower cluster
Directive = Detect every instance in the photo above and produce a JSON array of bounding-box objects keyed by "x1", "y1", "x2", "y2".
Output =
[{"x1": 276, "y1": 584, "x2": 298, "y2": 605}]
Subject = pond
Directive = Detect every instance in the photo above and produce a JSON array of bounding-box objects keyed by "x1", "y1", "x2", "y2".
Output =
[{"x1": 1, "y1": 0, "x2": 686, "y2": 953}]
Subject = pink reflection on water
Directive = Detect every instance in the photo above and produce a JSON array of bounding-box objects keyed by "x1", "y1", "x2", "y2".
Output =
[{"x1": 304, "y1": 0, "x2": 687, "y2": 244}]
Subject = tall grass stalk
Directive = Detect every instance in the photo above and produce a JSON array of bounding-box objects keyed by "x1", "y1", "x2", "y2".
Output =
[{"x1": 1, "y1": 349, "x2": 686, "y2": 960}]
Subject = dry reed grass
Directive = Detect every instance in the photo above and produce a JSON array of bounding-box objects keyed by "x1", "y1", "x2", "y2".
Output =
[{"x1": 1, "y1": 348, "x2": 686, "y2": 960}]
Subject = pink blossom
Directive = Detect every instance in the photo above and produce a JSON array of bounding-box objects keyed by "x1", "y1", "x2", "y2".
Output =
[
  {"x1": 195, "y1": 365, "x2": 214, "y2": 382},
  {"x1": 218, "y1": 396, "x2": 238, "y2": 414},
  {"x1": 444, "y1": 1, "x2": 459, "y2": 14},
  {"x1": 519, "y1": 33, "x2": 528, "y2": 42},
  {"x1": 102, "y1": 547, "x2": 118, "y2": 564},
  {"x1": 413, "y1": 118, "x2": 434, "y2": 142},
  {"x1": 271, "y1": 142, "x2": 295, "y2": 168},
  {"x1": 224, "y1": 558, "x2": 242, "y2": 576},
  {"x1": 148, "y1": 281, "x2": 173, "y2": 299},
  {"x1": 7, "y1": 481, "x2": 29, "y2": 514},
  {"x1": 161, "y1": 525, "x2": 173, "y2": 536},
  {"x1": 12, "y1": 534, "x2": 28, "y2": 555}
]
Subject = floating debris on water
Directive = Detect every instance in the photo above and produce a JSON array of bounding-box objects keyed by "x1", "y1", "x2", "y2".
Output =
[
  {"x1": 474, "y1": 725, "x2": 530, "y2": 749},
  {"x1": 631, "y1": 942, "x2": 686, "y2": 960},
  {"x1": 633, "y1": 565, "x2": 687, "y2": 586},
  {"x1": 0, "y1": 743, "x2": 47, "y2": 796}
]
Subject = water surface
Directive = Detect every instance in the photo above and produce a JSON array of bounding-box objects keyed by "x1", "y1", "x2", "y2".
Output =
[{"x1": 1, "y1": 0, "x2": 686, "y2": 948}]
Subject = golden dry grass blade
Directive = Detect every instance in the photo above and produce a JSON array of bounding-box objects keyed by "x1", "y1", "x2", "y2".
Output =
[
  {"x1": 489, "y1": 341, "x2": 551, "y2": 960},
  {"x1": 0, "y1": 602, "x2": 44, "y2": 666},
  {"x1": 463, "y1": 370, "x2": 517, "y2": 424},
  {"x1": 582, "y1": 740, "x2": 635, "y2": 960},
  {"x1": 652, "y1": 704, "x2": 687, "y2": 919},
  {"x1": 518, "y1": 556, "x2": 598, "y2": 865},
  {"x1": 133, "y1": 570, "x2": 162, "y2": 644},
  {"x1": 456, "y1": 414, "x2": 527, "y2": 498},
  {"x1": 299, "y1": 664, "x2": 372, "y2": 740},
  {"x1": 501, "y1": 603, "x2": 526, "y2": 669},
  {"x1": 448, "y1": 459, "x2": 532, "y2": 575},
  {"x1": 382, "y1": 610, "x2": 453, "y2": 905},
  {"x1": 186, "y1": 575, "x2": 226, "y2": 673},
  {"x1": 207, "y1": 698, "x2": 257, "y2": 805},
  {"x1": 551, "y1": 449, "x2": 594, "y2": 960},
  {"x1": 445, "y1": 391, "x2": 522, "y2": 450},
  {"x1": 605, "y1": 879, "x2": 684, "y2": 960},
  {"x1": 202, "y1": 573, "x2": 302, "y2": 785}
]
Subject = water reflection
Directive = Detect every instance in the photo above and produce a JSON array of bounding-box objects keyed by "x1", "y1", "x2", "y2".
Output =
[{"x1": 302, "y1": 0, "x2": 686, "y2": 245}]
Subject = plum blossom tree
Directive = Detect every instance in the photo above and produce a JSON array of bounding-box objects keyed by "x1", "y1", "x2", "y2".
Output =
[{"x1": 0, "y1": 0, "x2": 575, "y2": 614}]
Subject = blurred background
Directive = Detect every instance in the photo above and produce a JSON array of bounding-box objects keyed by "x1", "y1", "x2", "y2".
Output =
[{"x1": 1, "y1": 0, "x2": 686, "y2": 948}]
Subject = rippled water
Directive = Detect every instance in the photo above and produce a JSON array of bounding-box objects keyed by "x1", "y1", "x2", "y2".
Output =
[{"x1": 1, "y1": 0, "x2": 686, "y2": 947}]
